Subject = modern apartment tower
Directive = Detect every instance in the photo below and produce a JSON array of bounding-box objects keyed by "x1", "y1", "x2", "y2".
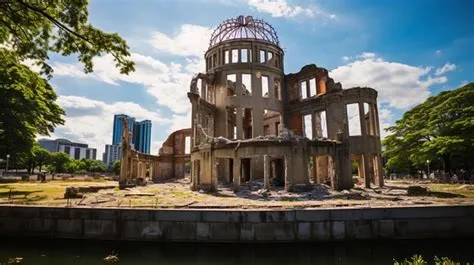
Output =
[
  {"x1": 134, "y1": 120, "x2": 152, "y2": 154},
  {"x1": 38, "y1": 138, "x2": 97, "y2": 160},
  {"x1": 112, "y1": 114, "x2": 135, "y2": 147},
  {"x1": 102, "y1": 144, "x2": 122, "y2": 166},
  {"x1": 111, "y1": 114, "x2": 151, "y2": 154}
]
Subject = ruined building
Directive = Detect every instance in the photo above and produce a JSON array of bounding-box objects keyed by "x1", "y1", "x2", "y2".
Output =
[
  {"x1": 119, "y1": 116, "x2": 191, "y2": 187},
  {"x1": 187, "y1": 16, "x2": 384, "y2": 191}
]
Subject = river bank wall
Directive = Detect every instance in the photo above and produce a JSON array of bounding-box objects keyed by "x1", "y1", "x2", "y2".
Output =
[{"x1": 0, "y1": 205, "x2": 473, "y2": 242}]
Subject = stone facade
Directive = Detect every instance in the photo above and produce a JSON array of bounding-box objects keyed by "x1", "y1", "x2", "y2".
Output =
[
  {"x1": 119, "y1": 118, "x2": 191, "y2": 186},
  {"x1": 188, "y1": 16, "x2": 384, "y2": 192},
  {"x1": 1, "y1": 205, "x2": 473, "y2": 242}
]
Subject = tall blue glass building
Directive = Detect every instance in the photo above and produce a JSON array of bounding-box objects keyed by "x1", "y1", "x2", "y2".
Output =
[
  {"x1": 134, "y1": 120, "x2": 152, "y2": 154},
  {"x1": 112, "y1": 114, "x2": 136, "y2": 146},
  {"x1": 112, "y1": 114, "x2": 151, "y2": 154}
]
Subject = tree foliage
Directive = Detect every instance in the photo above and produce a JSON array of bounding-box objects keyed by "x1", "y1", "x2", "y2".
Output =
[
  {"x1": 0, "y1": 0, "x2": 135, "y2": 78},
  {"x1": 0, "y1": 0, "x2": 135, "y2": 161},
  {"x1": 113, "y1": 160, "x2": 121, "y2": 175},
  {"x1": 48, "y1": 152, "x2": 71, "y2": 175},
  {"x1": 383, "y1": 83, "x2": 474, "y2": 176},
  {"x1": 0, "y1": 49, "x2": 65, "y2": 160}
]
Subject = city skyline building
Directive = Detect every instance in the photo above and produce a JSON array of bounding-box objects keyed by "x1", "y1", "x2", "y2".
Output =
[
  {"x1": 102, "y1": 144, "x2": 121, "y2": 166},
  {"x1": 112, "y1": 114, "x2": 135, "y2": 147},
  {"x1": 38, "y1": 138, "x2": 97, "y2": 160},
  {"x1": 111, "y1": 114, "x2": 151, "y2": 154},
  {"x1": 134, "y1": 120, "x2": 152, "y2": 154}
]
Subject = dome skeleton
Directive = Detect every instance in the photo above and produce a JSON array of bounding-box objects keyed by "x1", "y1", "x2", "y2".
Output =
[{"x1": 209, "y1": 15, "x2": 280, "y2": 48}]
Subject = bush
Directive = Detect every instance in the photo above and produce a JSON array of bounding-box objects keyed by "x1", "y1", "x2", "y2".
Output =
[{"x1": 393, "y1": 255, "x2": 465, "y2": 265}]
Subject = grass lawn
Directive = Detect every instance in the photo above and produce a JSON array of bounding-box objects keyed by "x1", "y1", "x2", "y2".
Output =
[
  {"x1": 0, "y1": 179, "x2": 473, "y2": 208},
  {"x1": 0, "y1": 179, "x2": 116, "y2": 205}
]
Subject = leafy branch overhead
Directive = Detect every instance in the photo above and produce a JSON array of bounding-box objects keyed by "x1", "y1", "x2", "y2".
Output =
[{"x1": 0, "y1": 0, "x2": 135, "y2": 78}]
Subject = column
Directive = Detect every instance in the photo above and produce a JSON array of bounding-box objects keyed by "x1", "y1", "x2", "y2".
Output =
[
  {"x1": 302, "y1": 150, "x2": 310, "y2": 186},
  {"x1": 233, "y1": 157, "x2": 241, "y2": 192},
  {"x1": 373, "y1": 103, "x2": 381, "y2": 137},
  {"x1": 284, "y1": 155, "x2": 292, "y2": 191},
  {"x1": 368, "y1": 103, "x2": 376, "y2": 136},
  {"x1": 363, "y1": 153, "x2": 371, "y2": 188},
  {"x1": 312, "y1": 155, "x2": 318, "y2": 184},
  {"x1": 358, "y1": 101, "x2": 367, "y2": 136},
  {"x1": 236, "y1": 108, "x2": 243, "y2": 140},
  {"x1": 268, "y1": 75, "x2": 275, "y2": 99},
  {"x1": 331, "y1": 154, "x2": 339, "y2": 190},
  {"x1": 211, "y1": 156, "x2": 218, "y2": 192},
  {"x1": 264, "y1": 155, "x2": 270, "y2": 190},
  {"x1": 201, "y1": 79, "x2": 207, "y2": 101},
  {"x1": 376, "y1": 154, "x2": 384, "y2": 187}
]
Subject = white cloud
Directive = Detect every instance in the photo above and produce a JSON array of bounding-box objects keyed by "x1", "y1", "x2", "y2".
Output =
[
  {"x1": 435, "y1": 49, "x2": 442, "y2": 55},
  {"x1": 248, "y1": 0, "x2": 332, "y2": 19},
  {"x1": 435, "y1": 63, "x2": 456, "y2": 75},
  {"x1": 342, "y1": 56, "x2": 352, "y2": 61},
  {"x1": 51, "y1": 53, "x2": 202, "y2": 114},
  {"x1": 358, "y1": 52, "x2": 376, "y2": 59},
  {"x1": 50, "y1": 95, "x2": 172, "y2": 156},
  {"x1": 49, "y1": 24, "x2": 212, "y2": 152},
  {"x1": 330, "y1": 54, "x2": 448, "y2": 109},
  {"x1": 378, "y1": 107, "x2": 395, "y2": 138},
  {"x1": 52, "y1": 24, "x2": 212, "y2": 115},
  {"x1": 151, "y1": 25, "x2": 213, "y2": 57},
  {"x1": 331, "y1": 53, "x2": 453, "y2": 139}
]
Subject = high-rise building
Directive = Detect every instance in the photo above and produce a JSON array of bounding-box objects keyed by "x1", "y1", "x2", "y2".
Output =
[
  {"x1": 38, "y1": 138, "x2": 97, "y2": 160},
  {"x1": 134, "y1": 120, "x2": 152, "y2": 154},
  {"x1": 112, "y1": 114, "x2": 135, "y2": 146},
  {"x1": 111, "y1": 114, "x2": 151, "y2": 154},
  {"x1": 102, "y1": 144, "x2": 121, "y2": 166}
]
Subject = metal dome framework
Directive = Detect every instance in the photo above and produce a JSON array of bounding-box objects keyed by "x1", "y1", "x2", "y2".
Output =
[{"x1": 209, "y1": 15, "x2": 280, "y2": 48}]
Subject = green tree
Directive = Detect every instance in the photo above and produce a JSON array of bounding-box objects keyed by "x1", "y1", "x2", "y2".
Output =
[
  {"x1": 48, "y1": 152, "x2": 70, "y2": 176},
  {"x1": 1, "y1": 0, "x2": 135, "y2": 162},
  {"x1": 0, "y1": 49, "x2": 65, "y2": 161},
  {"x1": 89, "y1": 160, "x2": 106, "y2": 173},
  {"x1": 0, "y1": 0, "x2": 135, "y2": 78},
  {"x1": 112, "y1": 160, "x2": 121, "y2": 175},
  {"x1": 33, "y1": 145, "x2": 50, "y2": 172},
  {"x1": 383, "y1": 83, "x2": 474, "y2": 178}
]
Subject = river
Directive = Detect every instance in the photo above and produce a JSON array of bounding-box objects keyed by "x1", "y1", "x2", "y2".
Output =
[{"x1": 0, "y1": 238, "x2": 472, "y2": 264}]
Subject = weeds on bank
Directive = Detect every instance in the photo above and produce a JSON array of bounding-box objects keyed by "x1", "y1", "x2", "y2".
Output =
[{"x1": 393, "y1": 255, "x2": 470, "y2": 265}]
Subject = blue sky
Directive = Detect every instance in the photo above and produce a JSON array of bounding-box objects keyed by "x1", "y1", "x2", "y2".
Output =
[{"x1": 45, "y1": 0, "x2": 474, "y2": 156}]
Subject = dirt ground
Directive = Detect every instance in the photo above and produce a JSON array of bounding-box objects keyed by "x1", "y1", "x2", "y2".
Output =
[{"x1": 0, "y1": 177, "x2": 473, "y2": 209}]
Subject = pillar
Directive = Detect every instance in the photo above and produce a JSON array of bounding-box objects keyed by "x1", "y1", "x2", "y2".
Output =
[
  {"x1": 209, "y1": 149, "x2": 218, "y2": 192},
  {"x1": 373, "y1": 103, "x2": 381, "y2": 137},
  {"x1": 363, "y1": 153, "x2": 371, "y2": 188},
  {"x1": 312, "y1": 155, "x2": 318, "y2": 184},
  {"x1": 358, "y1": 101, "x2": 367, "y2": 136},
  {"x1": 284, "y1": 155, "x2": 292, "y2": 191},
  {"x1": 376, "y1": 154, "x2": 384, "y2": 187},
  {"x1": 368, "y1": 103, "x2": 376, "y2": 135},
  {"x1": 264, "y1": 155, "x2": 270, "y2": 190},
  {"x1": 201, "y1": 79, "x2": 207, "y2": 100},
  {"x1": 302, "y1": 150, "x2": 310, "y2": 186},
  {"x1": 233, "y1": 156, "x2": 241, "y2": 192},
  {"x1": 236, "y1": 107, "x2": 243, "y2": 139}
]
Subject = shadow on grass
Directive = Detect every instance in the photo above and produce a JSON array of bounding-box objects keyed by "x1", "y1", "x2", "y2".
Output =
[
  {"x1": 428, "y1": 191, "x2": 465, "y2": 198},
  {"x1": 0, "y1": 185, "x2": 44, "y2": 200}
]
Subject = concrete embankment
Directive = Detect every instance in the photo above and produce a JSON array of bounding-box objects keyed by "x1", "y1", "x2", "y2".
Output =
[{"x1": 0, "y1": 205, "x2": 473, "y2": 242}]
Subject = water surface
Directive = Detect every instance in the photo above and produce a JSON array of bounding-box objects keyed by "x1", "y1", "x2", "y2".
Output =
[{"x1": 0, "y1": 238, "x2": 472, "y2": 264}]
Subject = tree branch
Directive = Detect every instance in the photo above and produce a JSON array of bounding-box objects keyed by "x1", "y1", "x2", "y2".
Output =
[{"x1": 16, "y1": 0, "x2": 127, "y2": 65}]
